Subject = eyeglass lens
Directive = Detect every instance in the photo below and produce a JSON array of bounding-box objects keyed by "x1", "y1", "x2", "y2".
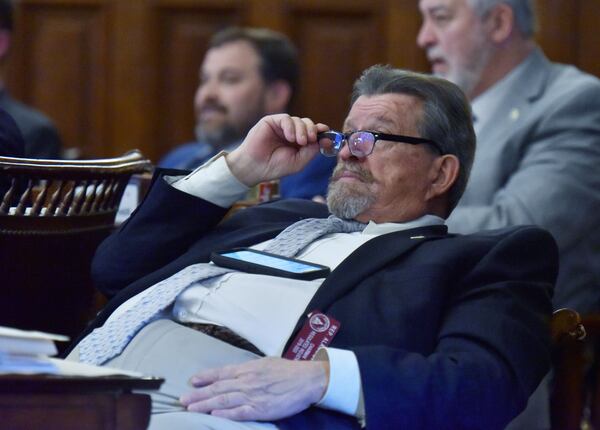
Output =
[
  {"x1": 348, "y1": 132, "x2": 374, "y2": 158},
  {"x1": 318, "y1": 131, "x2": 375, "y2": 158},
  {"x1": 318, "y1": 132, "x2": 343, "y2": 157}
]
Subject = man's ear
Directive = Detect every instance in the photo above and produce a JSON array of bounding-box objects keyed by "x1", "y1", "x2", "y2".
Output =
[
  {"x1": 426, "y1": 154, "x2": 460, "y2": 200},
  {"x1": 0, "y1": 30, "x2": 12, "y2": 60},
  {"x1": 264, "y1": 80, "x2": 292, "y2": 113},
  {"x1": 486, "y1": 3, "x2": 515, "y2": 43}
]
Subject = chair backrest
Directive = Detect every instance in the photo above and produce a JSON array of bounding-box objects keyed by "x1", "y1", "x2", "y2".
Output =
[
  {"x1": 550, "y1": 308, "x2": 592, "y2": 430},
  {"x1": 0, "y1": 151, "x2": 152, "y2": 344},
  {"x1": 551, "y1": 308, "x2": 586, "y2": 344},
  {"x1": 0, "y1": 150, "x2": 152, "y2": 231}
]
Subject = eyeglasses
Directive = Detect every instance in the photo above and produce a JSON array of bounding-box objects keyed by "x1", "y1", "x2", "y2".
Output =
[{"x1": 317, "y1": 130, "x2": 443, "y2": 158}]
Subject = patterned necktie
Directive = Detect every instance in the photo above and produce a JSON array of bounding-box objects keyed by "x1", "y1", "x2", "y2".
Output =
[{"x1": 78, "y1": 215, "x2": 366, "y2": 365}]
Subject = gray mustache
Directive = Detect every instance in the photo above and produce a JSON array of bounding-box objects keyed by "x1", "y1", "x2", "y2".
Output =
[{"x1": 332, "y1": 163, "x2": 375, "y2": 183}]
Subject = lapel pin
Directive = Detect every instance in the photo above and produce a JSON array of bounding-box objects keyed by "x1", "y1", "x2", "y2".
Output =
[{"x1": 509, "y1": 108, "x2": 520, "y2": 121}]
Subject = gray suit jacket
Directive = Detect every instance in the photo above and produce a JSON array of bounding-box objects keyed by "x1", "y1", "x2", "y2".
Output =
[{"x1": 447, "y1": 48, "x2": 600, "y2": 314}]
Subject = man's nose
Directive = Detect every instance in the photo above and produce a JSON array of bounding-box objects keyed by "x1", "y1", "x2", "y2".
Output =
[
  {"x1": 196, "y1": 79, "x2": 219, "y2": 104},
  {"x1": 338, "y1": 140, "x2": 360, "y2": 161},
  {"x1": 417, "y1": 20, "x2": 436, "y2": 49}
]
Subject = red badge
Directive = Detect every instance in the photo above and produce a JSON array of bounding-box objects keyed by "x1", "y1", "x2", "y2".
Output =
[{"x1": 283, "y1": 311, "x2": 341, "y2": 360}]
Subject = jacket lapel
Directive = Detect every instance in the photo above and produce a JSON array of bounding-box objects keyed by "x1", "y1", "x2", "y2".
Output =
[
  {"x1": 284, "y1": 224, "x2": 448, "y2": 350},
  {"x1": 478, "y1": 48, "x2": 551, "y2": 142}
]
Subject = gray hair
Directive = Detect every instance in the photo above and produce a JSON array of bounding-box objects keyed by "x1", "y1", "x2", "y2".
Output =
[
  {"x1": 468, "y1": 0, "x2": 536, "y2": 38},
  {"x1": 350, "y1": 65, "x2": 476, "y2": 214}
]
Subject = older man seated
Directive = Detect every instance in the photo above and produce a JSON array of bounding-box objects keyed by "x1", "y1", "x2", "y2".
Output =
[{"x1": 67, "y1": 66, "x2": 555, "y2": 430}]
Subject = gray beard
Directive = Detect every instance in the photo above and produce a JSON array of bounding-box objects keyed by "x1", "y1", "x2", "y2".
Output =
[
  {"x1": 195, "y1": 123, "x2": 243, "y2": 151},
  {"x1": 326, "y1": 180, "x2": 375, "y2": 220},
  {"x1": 438, "y1": 44, "x2": 493, "y2": 99}
]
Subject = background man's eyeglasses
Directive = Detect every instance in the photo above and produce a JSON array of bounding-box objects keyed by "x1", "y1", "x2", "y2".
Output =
[{"x1": 317, "y1": 130, "x2": 443, "y2": 158}]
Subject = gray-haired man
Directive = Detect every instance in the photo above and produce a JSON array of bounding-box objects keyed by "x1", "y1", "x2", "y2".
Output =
[{"x1": 68, "y1": 66, "x2": 555, "y2": 430}]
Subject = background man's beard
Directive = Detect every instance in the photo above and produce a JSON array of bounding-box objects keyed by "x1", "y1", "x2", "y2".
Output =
[
  {"x1": 195, "y1": 122, "x2": 243, "y2": 151},
  {"x1": 438, "y1": 45, "x2": 493, "y2": 98},
  {"x1": 326, "y1": 179, "x2": 375, "y2": 219},
  {"x1": 444, "y1": 66, "x2": 482, "y2": 99}
]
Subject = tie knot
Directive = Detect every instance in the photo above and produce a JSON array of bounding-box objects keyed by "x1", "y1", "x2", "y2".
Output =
[
  {"x1": 264, "y1": 215, "x2": 366, "y2": 258},
  {"x1": 327, "y1": 215, "x2": 366, "y2": 234}
]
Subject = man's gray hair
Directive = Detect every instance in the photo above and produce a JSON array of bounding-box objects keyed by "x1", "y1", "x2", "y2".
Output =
[
  {"x1": 350, "y1": 65, "x2": 476, "y2": 214},
  {"x1": 468, "y1": 0, "x2": 536, "y2": 38}
]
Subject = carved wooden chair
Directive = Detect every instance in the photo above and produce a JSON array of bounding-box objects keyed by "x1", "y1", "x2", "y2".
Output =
[
  {"x1": 550, "y1": 308, "x2": 599, "y2": 430},
  {"x1": 0, "y1": 151, "x2": 152, "y2": 344}
]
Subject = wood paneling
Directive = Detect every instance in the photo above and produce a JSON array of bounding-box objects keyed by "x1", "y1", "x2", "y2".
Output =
[
  {"x1": 10, "y1": 2, "x2": 108, "y2": 158},
  {"x1": 5, "y1": 0, "x2": 600, "y2": 162},
  {"x1": 535, "y1": 0, "x2": 579, "y2": 65},
  {"x1": 151, "y1": 3, "x2": 243, "y2": 160},
  {"x1": 384, "y1": 0, "x2": 429, "y2": 72},
  {"x1": 577, "y1": 1, "x2": 600, "y2": 77},
  {"x1": 287, "y1": 1, "x2": 384, "y2": 128}
]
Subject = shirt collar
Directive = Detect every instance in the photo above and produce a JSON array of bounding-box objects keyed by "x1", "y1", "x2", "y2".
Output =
[
  {"x1": 471, "y1": 50, "x2": 537, "y2": 134},
  {"x1": 362, "y1": 214, "x2": 445, "y2": 236}
]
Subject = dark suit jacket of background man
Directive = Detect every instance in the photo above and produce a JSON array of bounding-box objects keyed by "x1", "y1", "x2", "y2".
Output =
[
  {"x1": 78, "y1": 171, "x2": 557, "y2": 430},
  {"x1": 0, "y1": 91, "x2": 61, "y2": 159},
  {"x1": 0, "y1": 107, "x2": 24, "y2": 157},
  {"x1": 0, "y1": 107, "x2": 25, "y2": 196}
]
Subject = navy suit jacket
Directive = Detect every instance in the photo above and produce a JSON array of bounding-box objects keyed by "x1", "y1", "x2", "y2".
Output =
[
  {"x1": 82, "y1": 172, "x2": 556, "y2": 430},
  {"x1": 0, "y1": 107, "x2": 25, "y2": 158}
]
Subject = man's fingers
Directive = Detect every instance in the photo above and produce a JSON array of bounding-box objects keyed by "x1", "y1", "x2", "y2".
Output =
[
  {"x1": 288, "y1": 116, "x2": 306, "y2": 146},
  {"x1": 300, "y1": 117, "x2": 317, "y2": 142},
  {"x1": 188, "y1": 369, "x2": 218, "y2": 387},
  {"x1": 211, "y1": 404, "x2": 258, "y2": 421},
  {"x1": 315, "y1": 122, "x2": 330, "y2": 132},
  {"x1": 277, "y1": 115, "x2": 326, "y2": 147},
  {"x1": 189, "y1": 363, "x2": 239, "y2": 387},
  {"x1": 278, "y1": 115, "x2": 298, "y2": 143},
  {"x1": 186, "y1": 391, "x2": 248, "y2": 413},
  {"x1": 181, "y1": 378, "x2": 238, "y2": 405}
]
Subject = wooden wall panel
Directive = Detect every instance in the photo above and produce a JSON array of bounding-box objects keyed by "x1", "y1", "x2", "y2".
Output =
[
  {"x1": 10, "y1": 2, "x2": 108, "y2": 158},
  {"x1": 109, "y1": 1, "x2": 153, "y2": 159},
  {"x1": 577, "y1": 1, "x2": 600, "y2": 77},
  {"x1": 151, "y1": 4, "x2": 244, "y2": 161},
  {"x1": 5, "y1": 0, "x2": 600, "y2": 162},
  {"x1": 535, "y1": 0, "x2": 579, "y2": 66},
  {"x1": 287, "y1": 1, "x2": 385, "y2": 129},
  {"x1": 384, "y1": 0, "x2": 429, "y2": 72}
]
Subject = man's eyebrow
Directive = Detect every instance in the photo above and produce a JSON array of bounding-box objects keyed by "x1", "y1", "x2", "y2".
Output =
[
  {"x1": 373, "y1": 114, "x2": 397, "y2": 127},
  {"x1": 425, "y1": 5, "x2": 450, "y2": 15},
  {"x1": 430, "y1": 5, "x2": 447, "y2": 11},
  {"x1": 343, "y1": 114, "x2": 397, "y2": 131},
  {"x1": 219, "y1": 66, "x2": 245, "y2": 75}
]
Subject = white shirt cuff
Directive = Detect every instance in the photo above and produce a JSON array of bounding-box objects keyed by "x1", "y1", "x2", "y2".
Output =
[
  {"x1": 314, "y1": 347, "x2": 362, "y2": 417},
  {"x1": 170, "y1": 152, "x2": 249, "y2": 208}
]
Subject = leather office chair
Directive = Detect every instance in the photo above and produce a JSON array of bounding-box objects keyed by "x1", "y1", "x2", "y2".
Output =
[{"x1": 0, "y1": 151, "x2": 152, "y2": 344}]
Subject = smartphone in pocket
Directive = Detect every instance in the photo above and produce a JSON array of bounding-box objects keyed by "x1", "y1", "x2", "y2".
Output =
[{"x1": 211, "y1": 248, "x2": 330, "y2": 280}]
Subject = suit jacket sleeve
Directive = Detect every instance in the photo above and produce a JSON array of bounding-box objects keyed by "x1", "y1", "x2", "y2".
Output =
[
  {"x1": 351, "y1": 226, "x2": 555, "y2": 429},
  {"x1": 92, "y1": 171, "x2": 229, "y2": 296},
  {"x1": 27, "y1": 122, "x2": 62, "y2": 159},
  {"x1": 448, "y1": 74, "x2": 600, "y2": 253}
]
